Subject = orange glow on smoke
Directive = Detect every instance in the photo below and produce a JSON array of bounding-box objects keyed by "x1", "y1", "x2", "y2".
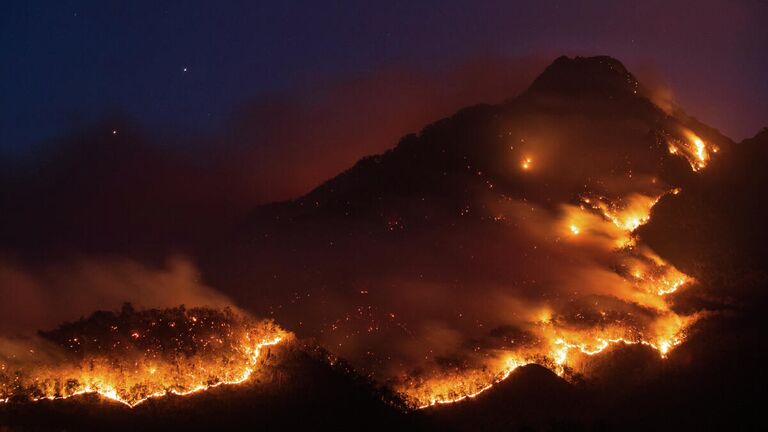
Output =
[
  {"x1": 1, "y1": 130, "x2": 718, "y2": 413},
  {"x1": 403, "y1": 179, "x2": 700, "y2": 408}
]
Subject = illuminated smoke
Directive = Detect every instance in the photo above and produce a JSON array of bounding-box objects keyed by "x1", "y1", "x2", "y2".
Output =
[
  {"x1": 0, "y1": 57, "x2": 733, "y2": 412},
  {"x1": 393, "y1": 126, "x2": 717, "y2": 407},
  {"x1": 397, "y1": 188, "x2": 700, "y2": 407}
]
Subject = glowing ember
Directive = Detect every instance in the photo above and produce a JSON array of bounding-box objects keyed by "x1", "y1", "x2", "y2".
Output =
[
  {"x1": 0, "y1": 306, "x2": 288, "y2": 407},
  {"x1": 401, "y1": 164, "x2": 704, "y2": 408}
]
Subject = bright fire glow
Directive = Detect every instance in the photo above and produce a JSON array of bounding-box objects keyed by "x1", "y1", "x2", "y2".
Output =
[
  {"x1": 410, "y1": 312, "x2": 695, "y2": 409},
  {"x1": 0, "y1": 308, "x2": 288, "y2": 407},
  {"x1": 407, "y1": 356, "x2": 526, "y2": 409},
  {"x1": 667, "y1": 130, "x2": 715, "y2": 171},
  {"x1": 1, "y1": 131, "x2": 718, "y2": 414},
  {"x1": 521, "y1": 157, "x2": 533, "y2": 170},
  {"x1": 405, "y1": 182, "x2": 700, "y2": 409}
]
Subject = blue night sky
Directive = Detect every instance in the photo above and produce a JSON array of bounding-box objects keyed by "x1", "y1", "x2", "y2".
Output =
[{"x1": 2, "y1": 0, "x2": 767, "y2": 158}]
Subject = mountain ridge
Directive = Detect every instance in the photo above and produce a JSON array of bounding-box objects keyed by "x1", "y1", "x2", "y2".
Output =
[{"x1": 239, "y1": 55, "x2": 733, "y2": 231}]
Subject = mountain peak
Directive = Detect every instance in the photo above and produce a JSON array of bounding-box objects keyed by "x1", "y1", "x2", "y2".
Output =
[{"x1": 524, "y1": 55, "x2": 640, "y2": 97}]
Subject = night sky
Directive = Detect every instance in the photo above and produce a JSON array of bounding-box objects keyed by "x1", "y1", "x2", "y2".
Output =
[{"x1": 2, "y1": 1, "x2": 767, "y2": 159}]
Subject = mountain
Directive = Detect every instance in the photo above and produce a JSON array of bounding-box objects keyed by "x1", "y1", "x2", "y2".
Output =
[
  {"x1": 199, "y1": 55, "x2": 733, "y2": 370},
  {"x1": 422, "y1": 364, "x2": 583, "y2": 430},
  {"x1": 238, "y1": 56, "x2": 729, "y2": 228},
  {"x1": 191, "y1": 55, "x2": 765, "y2": 429},
  {"x1": 525, "y1": 55, "x2": 640, "y2": 97},
  {"x1": 5, "y1": 55, "x2": 766, "y2": 431}
]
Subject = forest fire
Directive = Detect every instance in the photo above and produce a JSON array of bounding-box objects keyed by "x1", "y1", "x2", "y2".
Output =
[
  {"x1": 407, "y1": 313, "x2": 694, "y2": 409},
  {"x1": 407, "y1": 356, "x2": 527, "y2": 409},
  {"x1": 0, "y1": 306, "x2": 288, "y2": 407},
  {"x1": 398, "y1": 132, "x2": 715, "y2": 409},
  {"x1": 0, "y1": 124, "x2": 716, "y2": 415},
  {"x1": 667, "y1": 130, "x2": 717, "y2": 171},
  {"x1": 3, "y1": 46, "x2": 756, "y2": 431}
]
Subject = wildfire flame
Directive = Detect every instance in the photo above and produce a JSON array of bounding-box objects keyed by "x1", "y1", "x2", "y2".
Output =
[
  {"x1": 409, "y1": 356, "x2": 526, "y2": 409},
  {"x1": 667, "y1": 130, "x2": 716, "y2": 172},
  {"x1": 581, "y1": 192, "x2": 662, "y2": 233},
  {"x1": 1, "y1": 129, "x2": 720, "y2": 413},
  {"x1": 400, "y1": 136, "x2": 713, "y2": 408},
  {"x1": 0, "y1": 307, "x2": 288, "y2": 407}
]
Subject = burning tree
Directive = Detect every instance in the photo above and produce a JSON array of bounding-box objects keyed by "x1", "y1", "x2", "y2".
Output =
[{"x1": 0, "y1": 304, "x2": 287, "y2": 406}]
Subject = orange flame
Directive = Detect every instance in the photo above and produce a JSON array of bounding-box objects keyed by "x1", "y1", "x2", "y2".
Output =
[
  {"x1": 1, "y1": 309, "x2": 288, "y2": 407},
  {"x1": 402, "y1": 183, "x2": 700, "y2": 409}
]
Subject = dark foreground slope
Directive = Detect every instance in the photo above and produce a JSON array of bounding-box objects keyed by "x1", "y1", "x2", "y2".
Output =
[
  {"x1": 429, "y1": 323, "x2": 766, "y2": 431},
  {"x1": 4, "y1": 321, "x2": 764, "y2": 432}
]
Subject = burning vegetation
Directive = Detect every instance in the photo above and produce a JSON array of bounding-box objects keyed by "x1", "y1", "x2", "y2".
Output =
[
  {"x1": 0, "y1": 56, "x2": 750, "y2": 429},
  {"x1": 666, "y1": 129, "x2": 718, "y2": 172},
  {"x1": 191, "y1": 57, "x2": 731, "y2": 411},
  {"x1": 376, "y1": 119, "x2": 718, "y2": 408},
  {"x1": 397, "y1": 179, "x2": 700, "y2": 408},
  {"x1": 0, "y1": 305, "x2": 287, "y2": 407}
]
